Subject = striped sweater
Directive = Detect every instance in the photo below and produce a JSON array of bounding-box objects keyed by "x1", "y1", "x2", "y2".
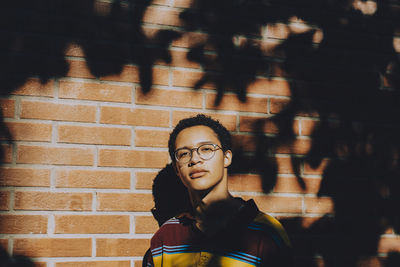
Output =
[{"x1": 145, "y1": 199, "x2": 292, "y2": 267}]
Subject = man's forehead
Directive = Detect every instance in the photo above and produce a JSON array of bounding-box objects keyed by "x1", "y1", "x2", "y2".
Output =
[{"x1": 175, "y1": 125, "x2": 220, "y2": 147}]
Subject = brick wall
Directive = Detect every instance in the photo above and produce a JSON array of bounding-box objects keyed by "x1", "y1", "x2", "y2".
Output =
[{"x1": 1, "y1": 0, "x2": 400, "y2": 266}]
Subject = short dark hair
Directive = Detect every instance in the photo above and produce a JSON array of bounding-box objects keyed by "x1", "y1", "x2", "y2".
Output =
[{"x1": 168, "y1": 114, "x2": 232, "y2": 162}]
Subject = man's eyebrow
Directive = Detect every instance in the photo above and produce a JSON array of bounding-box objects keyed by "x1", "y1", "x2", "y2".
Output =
[{"x1": 175, "y1": 141, "x2": 216, "y2": 150}]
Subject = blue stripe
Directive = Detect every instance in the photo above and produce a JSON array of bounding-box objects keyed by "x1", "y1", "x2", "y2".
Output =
[
  {"x1": 223, "y1": 254, "x2": 260, "y2": 265},
  {"x1": 152, "y1": 245, "x2": 260, "y2": 266},
  {"x1": 231, "y1": 251, "x2": 261, "y2": 261}
]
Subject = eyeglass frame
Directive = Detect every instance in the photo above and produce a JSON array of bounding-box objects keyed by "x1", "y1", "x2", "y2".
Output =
[{"x1": 174, "y1": 143, "x2": 223, "y2": 164}]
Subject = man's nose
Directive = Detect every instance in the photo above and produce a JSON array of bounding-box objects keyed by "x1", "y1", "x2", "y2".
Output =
[{"x1": 189, "y1": 149, "x2": 202, "y2": 164}]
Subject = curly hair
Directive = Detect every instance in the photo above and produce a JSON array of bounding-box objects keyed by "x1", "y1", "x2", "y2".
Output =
[{"x1": 168, "y1": 114, "x2": 232, "y2": 162}]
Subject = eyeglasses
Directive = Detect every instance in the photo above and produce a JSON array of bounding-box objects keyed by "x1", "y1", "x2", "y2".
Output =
[{"x1": 174, "y1": 144, "x2": 222, "y2": 164}]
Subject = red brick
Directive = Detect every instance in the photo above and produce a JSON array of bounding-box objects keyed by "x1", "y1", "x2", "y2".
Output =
[
  {"x1": 2, "y1": 144, "x2": 13, "y2": 164},
  {"x1": 274, "y1": 138, "x2": 312, "y2": 155},
  {"x1": 96, "y1": 238, "x2": 149, "y2": 257},
  {"x1": 59, "y1": 81, "x2": 132, "y2": 103},
  {"x1": 304, "y1": 197, "x2": 334, "y2": 214},
  {"x1": 228, "y1": 174, "x2": 263, "y2": 192},
  {"x1": 0, "y1": 215, "x2": 47, "y2": 234},
  {"x1": 266, "y1": 23, "x2": 290, "y2": 39},
  {"x1": 135, "y1": 129, "x2": 170, "y2": 148},
  {"x1": 269, "y1": 62, "x2": 289, "y2": 78},
  {"x1": 238, "y1": 38, "x2": 283, "y2": 58},
  {"x1": 136, "y1": 88, "x2": 202, "y2": 108},
  {"x1": 269, "y1": 98, "x2": 291, "y2": 114},
  {"x1": 0, "y1": 99, "x2": 15, "y2": 118},
  {"x1": 100, "y1": 106, "x2": 169, "y2": 127},
  {"x1": 64, "y1": 43, "x2": 85, "y2": 57},
  {"x1": 14, "y1": 191, "x2": 92, "y2": 211},
  {"x1": 206, "y1": 93, "x2": 268, "y2": 113},
  {"x1": 143, "y1": 7, "x2": 182, "y2": 27},
  {"x1": 378, "y1": 236, "x2": 400, "y2": 253},
  {"x1": 135, "y1": 216, "x2": 159, "y2": 234},
  {"x1": 303, "y1": 159, "x2": 330, "y2": 175},
  {"x1": 250, "y1": 195, "x2": 303, "y2": 213},
  {"x1": 5, "y1": 122, "x2": 52, "y2": 142},
  {"x1": 300, "y1": 216, "x2": 323, "y2": 229},
  {"x1": 136, "y1": 172, "x2": 157, "y2": 190},
  {"x1": 0, "y1": 168, "x2": 50, "y2": 187},
  {"x1": 13, "y1": 78, "x2": 54, "y2": 97},
  {"x1": 239, "y1": 116, "x2": 278, "y2": 133},
  {"x1": 232, "y1": 134, "x2": 256, "y2": 152},
  {"x1": 172, "y1": 111, "x2": 237, "y2": 131},
  {"x1": 247, "y1": 78, "x2": 291, "y2": 96},
  {"x1": 99, "y1": 149, "x2": 168, "y2": 168},
  {"x1": 0, "y1": 239, "x2": 8, "y2": 250},
  {"x1": 17, "y1": 145, "x2": 94, "y2": 166},
  {"x1": 174, "y1": 0, "x2": 193, "y2": 8},
  {"x1": 56, "y1": 262, "x2": 130, "y2": 267},
  {"x1": 100, "y1": 65, "x2": 140, "y2": 83},
  {"x1": 13, "y1": 238, "x2": 92, "y2": 257},
  {"x1": 0, "y1": 191, "x2": 10, "y2": 210},
  {"x1": 107, "y1": 66, "x2": 169, "y2": 86},
  {"x1": 55, "y1": 215, "x2": 129, "y2": 234},
  {"x1": 297, "y1": 119, "x2": 319, "y2": 136},
  {"x1": 394, "y1": 37, "x2": 400, "y2": 53},
  {"x1": 21, "y1": 101, "x2": 96, "y2": 122},
  {"x1": 172, "y1": 70, "x2": 215, "y2": 88},
  {"x1": 97, "y1": 193, "x2": 153, "y2": 212},
  {"x1": 273, "y1": 176, "x2": 321, "y2": 194},
  {"x1": 354, "y1": 257, "x2": 383, "y2": 267},
  {"x1": 172, "y1": 32, "x2": 209, "y2": 49},
  {"x1": 152, "y1": 68, "x2": 169, "y2": 86},
  {"x1": 276, "y1": 156, "x2": 296, "y2": 174},
  {"x1": 167, "y1": 50, "x2": 201, "y2": 69},
  {"x1": 152, "y1": 0, "x2": 170, "y2": 6},
  {"x1": 58, "y1": 125, "x2": 131, "y2": 146},
  {"x1": 56, "y1": 169, "x2": 130, "y2": 189},
  {"x1": 67, "y1": 59, "x2": 95, "y2": 79},
  {"x1": 267, "y1": 23, "x2": 315, "y2": 40}
]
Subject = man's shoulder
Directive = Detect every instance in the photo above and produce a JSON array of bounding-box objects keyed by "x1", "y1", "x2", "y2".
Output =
[
  {"x1": 249, "y1": 212, "x2": 291, "y2": 249},
  {"x1": 150, "y1": 214, "x2": 194, "y2": 246}
]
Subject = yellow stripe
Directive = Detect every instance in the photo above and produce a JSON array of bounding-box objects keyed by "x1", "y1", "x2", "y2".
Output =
[
  {"x1": 253, "y1": 213, "x2": 291, "y2": 247},
  {"x1": 153, "y1": 252, "x2": 257, "y2": 267}
]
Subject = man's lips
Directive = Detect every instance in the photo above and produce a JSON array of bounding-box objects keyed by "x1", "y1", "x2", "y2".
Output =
[{"x1": 189, "y1": 170, "x2": 208, "y2": 178}]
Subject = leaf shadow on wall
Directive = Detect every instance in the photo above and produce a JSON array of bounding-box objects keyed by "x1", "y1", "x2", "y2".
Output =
[
  {"x1": 179, "y1": 0, "x2": 400, "y2": 266},
  {"x1": 0, "y1": 0, "x2": 182, "y2": 263},
  {"x1": 0, "y1": 0, "x2": 181, "y2": 157}
]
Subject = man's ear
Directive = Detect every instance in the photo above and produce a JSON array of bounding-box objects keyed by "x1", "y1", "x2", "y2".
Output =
[{"x1": 223, "y1": 150, "x2": 232, "y2": 168}]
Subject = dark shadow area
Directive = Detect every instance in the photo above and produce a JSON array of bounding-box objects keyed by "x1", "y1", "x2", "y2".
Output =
[
  {"x1": 0, "y1": 248, "x2": 35, "y2": 267},
  {"x1": 151, "y1": 163, "x2": 191, "y2": 226},
  {"x1": 0, "y1": 0, "x2": 181, "y2": 94},
  {"x1": 179, "y1": 0, "x2": 400, "y2": 266}
]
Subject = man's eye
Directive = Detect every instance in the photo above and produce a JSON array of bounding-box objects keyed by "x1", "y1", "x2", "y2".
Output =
[
  {"x1": 178, "y1": 151, "x2": 190, "y2": 158},
  {"x1": 200, "y1": 146, "x2": 213, "y2": 152}
]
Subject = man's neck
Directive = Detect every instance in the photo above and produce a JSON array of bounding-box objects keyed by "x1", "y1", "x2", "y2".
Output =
[
  {"x1": 189, "y1": 180, "x2": 231, "y2": 217},
  {"x1": 188, "y1": 181, "x2": 243, "y2": 234}
]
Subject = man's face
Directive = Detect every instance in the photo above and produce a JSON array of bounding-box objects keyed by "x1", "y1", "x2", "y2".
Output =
[{"x1": 173, "y1": 125, "x2": 232, "y2": 192}]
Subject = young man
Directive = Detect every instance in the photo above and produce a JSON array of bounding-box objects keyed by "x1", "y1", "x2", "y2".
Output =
[{"x1": 145, "y1": 114, "x2": 292, "y2": 267}]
